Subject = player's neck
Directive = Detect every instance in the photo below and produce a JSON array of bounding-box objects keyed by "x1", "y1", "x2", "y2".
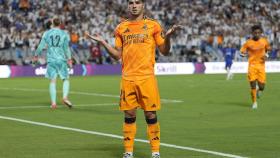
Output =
[
  {"x1": 52, "y1": 26, "x2": 60, "y2": 29},
  {"x1": 129, "y1": 14, "x2": 144, "y2": 22},
  {"x1": 252, "y1": 37, "x2": 260, "y2": 41}
]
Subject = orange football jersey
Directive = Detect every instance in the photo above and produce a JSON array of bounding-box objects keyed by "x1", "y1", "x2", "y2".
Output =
[
  {"x1": 240, "y1": 37, "x2": 271, "y2": 65},
  {"x1": 115, "y1": 18, "x2": 165, "y2": 81}
]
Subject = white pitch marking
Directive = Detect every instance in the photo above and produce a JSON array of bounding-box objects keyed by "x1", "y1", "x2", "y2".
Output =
[
  {"x1": 0, "y1": 115, "x2": 248, "y2": 158},
  {"x1": 0, "y1": 87, "x2": 183, "y2": 103},
  {"x1": 0, "y1": 103, "x2": 116, "y2": 110}
]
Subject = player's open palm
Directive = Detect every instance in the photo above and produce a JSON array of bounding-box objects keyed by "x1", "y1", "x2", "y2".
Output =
[
  {"x1": 166, "y1": 25, "x2": 183, "y2": 37},
  {"x1": 86, "y1": 33, "x2": 104, "y2": 43}
]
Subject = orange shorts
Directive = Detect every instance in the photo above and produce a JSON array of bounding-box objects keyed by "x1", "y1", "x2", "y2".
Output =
[
  {"x1": 247, "y1": 64, "x2": 266, "y2": 83},
  {"x1": 119, "y1": 76, "x2": 161, "y2": 111}
]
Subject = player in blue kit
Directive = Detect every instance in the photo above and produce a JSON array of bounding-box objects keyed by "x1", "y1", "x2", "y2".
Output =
[
  {"x1": 33, "y1": 18, "x2": 73, "y2": 109},
  {"x1": 222, "y1": 43, "x2": 236, "y2": 80}
]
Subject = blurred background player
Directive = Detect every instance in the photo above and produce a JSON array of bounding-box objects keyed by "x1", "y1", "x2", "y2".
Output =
[
  {"x1": 86, "y1": 0, "x2": 182, "y2": 157},
  {"x1": 33, "y1": 17, "x2": 73, "y2": 109},
  {"x1": 222, "y1": 43, "x2": 236, "y2": 80},
  {"x1": 240, "y1": 25, "x2": 271, "y2": 109}
]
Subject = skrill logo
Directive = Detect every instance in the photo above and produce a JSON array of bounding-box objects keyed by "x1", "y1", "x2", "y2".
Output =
[
  {"x1": 35, "y1": 67, "x2": 47, "y2": 75},
  {"x1": 35, "y1": 67, "x2": 74, "y2": 75},
  {"x1": 156, "y1": 65, "x2": 177, "y2": 73}
]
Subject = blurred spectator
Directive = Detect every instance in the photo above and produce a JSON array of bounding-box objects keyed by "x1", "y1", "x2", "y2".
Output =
[
  {"x1": 0, "y1": 0, "x2": 279, "y2": 65},
  {"x1": 70, "y1": 30, "x2": 79, "y2": 54},
  {"x1": 89, "y1": 42, "x2": 102, "y2": 64}
]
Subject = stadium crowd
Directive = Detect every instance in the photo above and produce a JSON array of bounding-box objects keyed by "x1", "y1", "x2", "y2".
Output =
[{"x1": 0, "y1": 0, "x2": 280, "y2": 65}]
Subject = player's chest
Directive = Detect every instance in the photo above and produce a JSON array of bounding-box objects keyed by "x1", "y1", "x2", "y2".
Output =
[
  {"x1": 247, "y1": 42, "x2": 266, "y2": 51},
  {"x1": 120, "y1": 24, "x2": 154, "y2": 43}
]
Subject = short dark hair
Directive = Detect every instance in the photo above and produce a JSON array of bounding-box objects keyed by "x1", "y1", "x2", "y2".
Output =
[
  {"x1": 127, "y1": 0, "x2": 145, "y2": 3},
  {"x1": 251, "y1": 25, "x2": 263, "y2": 32},
  {"x1": 52, "y1": 18, "x2": 61, "y2": 27}
]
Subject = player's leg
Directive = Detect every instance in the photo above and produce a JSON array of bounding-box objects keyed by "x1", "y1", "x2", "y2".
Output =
[
  {"x1": 120, "y1": 79, "x2": 139, "y2": 158},
  {"x1": 144, "y1": 111, "x2": 160, "y2": 158},
  {"x1": 46, "y1": 62, "x2": 58, "y2": 109},
  {"x1": 229, "y1": 62, "x2": 233, "y2": 79},
  {"x1": 256, "y1": 81, "x2": 265, "y2": 98},
  {"x1": 59, "y1": 61, "x2": 72, "y2": 108},
  {"x1": 250, "y1": 80, "x2": 257, "y2": 109},
  {"x1": 49, "y1": 79, "x2": 57, "y2": 109},
  {"x1": 226, "y1": 62, "x2": 233, "y2": 80},
  {"x1": 62, "y1": 79, "x2": 72, "y2": 108},
  {"x1": 248, "y1": 67, "x2": 258, "y2": 109},
  {"x1": 123, "y1": 109, "x2": 137, "y2": 158},
  {"x1": 137, "y1": 76, "x2": 161, "y2": 157},
  {"x1": 256, "y1": 67, "x2": 266, "y2": 99}
]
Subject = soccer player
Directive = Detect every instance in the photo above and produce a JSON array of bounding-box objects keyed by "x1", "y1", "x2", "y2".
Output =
[
  {"x1": 222, "y1": 43, "x2": 236, "y2": 80},
  {"x1": 86, "y1": 0, "x2": 182, "y2": 157},
  {"x1": 33, "y1": 18, "x2": 73, "y2": 109},
  {"x1": 240, "y1": 25, "x2": 271, "y2": 109}
]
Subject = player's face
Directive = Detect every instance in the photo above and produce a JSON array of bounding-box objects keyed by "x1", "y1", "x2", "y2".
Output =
[
  {"x1": 252, "y1": 29, "x2": 262, "y2": 40},
  {"x1": 128, "y1": 0, "x2": 144, "y2": 16}
]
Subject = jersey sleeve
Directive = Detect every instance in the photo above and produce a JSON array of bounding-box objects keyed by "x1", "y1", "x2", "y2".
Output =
[
  {"x1": 240, "y1": 41, "x2": 248, "y2": 55},
  {"x1": 63, "y1": 34, "x2": 71, "y2": 60},
  {"x1": 114, "y1": 26, "x2": 122, "y2": 49},
  {"x1": 153, "y1": 22, "x2": 165, "y2": 46},
  {"x1": 34, "y1": 32, "x2": 47, "y2": 56}
]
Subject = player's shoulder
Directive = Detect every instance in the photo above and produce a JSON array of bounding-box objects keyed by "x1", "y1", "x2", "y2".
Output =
[
  {"x1": 44, "y1": 29, "x2": 53, "y2": 34},
  {"x1": 42, "y1": 29, "x2": 52, "y2": 37},
  {"x1": 245, "y1": 38, "x2": 254, "y2": 44},
  {"x1": 260, "y1": 37, "x2": 269, "y2": 42},
  {"x1": 144, "y1": 16, "x2": 162, "y2": 27},
  {"x1": 61, "y1": 29, "x2": 69, "y2": 36},
  {"x1": 116, "y1": 19, "x2": 130, "y2": 29}
]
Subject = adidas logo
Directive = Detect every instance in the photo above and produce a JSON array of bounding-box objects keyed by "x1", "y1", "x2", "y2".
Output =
[
  {"x1": 124, "y1": 137, "x2": 131, "y2": 141},
  {"x1": 123, "y1": 28, "x2": 130, "y2": 33},
  {"x1": 152, "y1": 136, "x2": 160, "y2": 141},
  {"x1": 142, "y1": 24, "x2": 148, "y2": 30}
]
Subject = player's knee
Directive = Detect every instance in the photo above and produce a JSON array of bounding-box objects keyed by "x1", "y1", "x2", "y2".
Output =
[
  {"x1": 124, "y1": 117, "x2": 136, "y2": 124},
  {"x1": 124, "y1": 110, "x2": 136, "y2": 118},
  {"x1": 145, "y1": 117, "x2": 157, "y2": 124},
  {"x1": 259, "y1": 85, "x2": 265, "y2": 91},
  {"x1": 144, "y1": 111, "x2": 156, "y2": 118},
  {"x1": 250, "y1": 82, "x2": 257, "y2": 89}
]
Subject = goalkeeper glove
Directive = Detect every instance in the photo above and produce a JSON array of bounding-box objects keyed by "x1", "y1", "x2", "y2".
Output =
[{"x1": 67, "y1": 59, "x2": 73, "y2": 68}]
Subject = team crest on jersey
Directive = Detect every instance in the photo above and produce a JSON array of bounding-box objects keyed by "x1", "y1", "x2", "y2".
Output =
[
  {"x1": 142, "y1": 24, "x2": 148, "y2": 30},
  {"x1": 160, "y1": 31, "x2": 165, "y2": 39},
  {"x1": 123, "y1": 28, "x2": 130, "y2": 33}
]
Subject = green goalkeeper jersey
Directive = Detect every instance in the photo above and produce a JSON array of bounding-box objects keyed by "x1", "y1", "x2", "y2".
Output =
[{"x1": 35, "y1": 28, "x2": 71, "y2": 63}]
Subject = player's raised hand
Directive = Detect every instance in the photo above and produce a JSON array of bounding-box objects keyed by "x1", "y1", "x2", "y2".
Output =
[
  {"x1": 166, "y1": 25, "x2": 184, "y2": 37},
  {"x1": 85, "y1": 32, "x2": 105, "y2": 43}
]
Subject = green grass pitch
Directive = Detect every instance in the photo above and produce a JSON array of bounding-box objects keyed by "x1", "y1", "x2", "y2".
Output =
[{"x1": 0, "y1": 74, "x2": 279, "y2": 158}]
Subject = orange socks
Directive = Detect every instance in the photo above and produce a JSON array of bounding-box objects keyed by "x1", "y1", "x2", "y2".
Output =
[
  {"x1": 251, "y1": 88, "x2": 257, "y2": 103},
  {"x1": 147, "y1": 122, "x2": 160, "y2": 152},
  {"x1": 123, "y1": 123, "x2": 136, "y2": 152},
  {"x1": 123, "y1": 118, "x2": 160, "y2": 153}
]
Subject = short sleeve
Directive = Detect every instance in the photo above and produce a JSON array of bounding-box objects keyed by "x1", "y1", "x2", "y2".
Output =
[
  {"x1": 153, "y1": 22, "x2": 165, "y2": 46},
  {"x1": 114, "y1": 26, "x2": 122, "y2": 49},
  {"x1": 240, "y1": 42, "x2": 248, "y2": 54}
]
